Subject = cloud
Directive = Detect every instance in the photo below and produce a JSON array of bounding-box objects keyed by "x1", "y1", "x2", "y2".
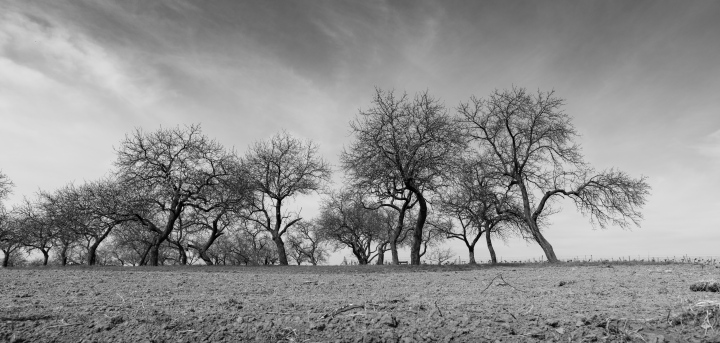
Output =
[
  {"x1": 0, "y1": 10, "x2": 169, "y2": 107},
  {"x1": 696, "y1": 129, "x2": 720, "y2": 160}
]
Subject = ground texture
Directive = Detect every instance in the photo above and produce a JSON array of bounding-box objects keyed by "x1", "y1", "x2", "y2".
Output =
[{"x1": 1, "y1": 263, "x2": 720, "y2": 342}]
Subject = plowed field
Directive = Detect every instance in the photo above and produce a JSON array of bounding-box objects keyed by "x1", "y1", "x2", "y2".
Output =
[{"x1": 2, "y1": 263, "x2": 719, "y2": 342}]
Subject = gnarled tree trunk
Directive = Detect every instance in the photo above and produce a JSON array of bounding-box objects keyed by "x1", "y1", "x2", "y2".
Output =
[
  {"x1": 406, "y1": 180, "x2": 427, "y2": 265},
  {"x1": 485, "y1": 230, "x2": 497, "y2": 264}
]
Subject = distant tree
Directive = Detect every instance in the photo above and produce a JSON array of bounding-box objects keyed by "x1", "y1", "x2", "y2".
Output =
[
  {"x1": 418, "y1": 216, "x2": 445, "y2": 259},
  {"x1": 372, "y1": 208, "x2": 399, "y2": 265},
  {"x1": 42, "y1": 179, "x2": 132, "y2": 266},
  {"x1": 0, "y1": 210, "x2": 23, "y2": 267},
  {"x1": 427, "y1": 247, "x2": 454, "y2": 265},
  {"x1": 366, "y1": 186, "x2": 416, "y2": 265},
  {"x1": 286, "y1": 235, "x2": 308, "y2": 265},
  {"x1": 290, "y1": 220, "x2": 328, "y2": 265},
  {"x1": 206, "y1": 222, "x2": 277, "y2": 265},
  {"x1": 187, "y1": 160, "x2": 253, "y2": 265},
  {"x1": 460, "y1": 88, "x2": 651, "y2": 263},
  {"x1": 0, "y1": 171, "x2": 12, "y2": 204},
  {"x1": 438, "y1": 154, "x2": 523, "y2": 264},
  {"x1": 15, "y1": 197, "x2": 55, "y2": 265},
  {"x1": 165, "y1": 214, "x2": 193, "y2": 265},
  {"x1": 317, "y1": 190, "x2": 390, "y2": 265},
  {"x1": 342, "y1": 89, "x2": 466, "y2": 264},
  {"x1": 0, "y1": 172, "x2": 19, "y2": 267},
  {"x1": 109, "y1": 220, "x2": 159, "y2": 266},
  {"x1": 114, "y1": 124, "x2": 235, "y2": 266},
  {"x1": 242, "y1": 131, "x2": 331, "y2": 265}
]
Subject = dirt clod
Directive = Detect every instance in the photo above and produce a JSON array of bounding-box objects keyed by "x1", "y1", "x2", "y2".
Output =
[{"x1": 690, "y1": 281, "x2": 720, "y2": 292}]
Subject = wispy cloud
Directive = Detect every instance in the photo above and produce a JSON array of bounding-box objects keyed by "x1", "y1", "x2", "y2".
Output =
[
  {"x1": 695, "y1": 129, "x2": 720, "y2": 160},
  {"x1": 0, "y1": 10, "x2": 168, "y2": 106}
]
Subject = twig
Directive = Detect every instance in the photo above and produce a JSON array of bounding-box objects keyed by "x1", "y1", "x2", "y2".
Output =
[
  {"x1": 46, "y1": 323, "x2": 80, "y2": 329},
  {"x1": 504, "y1": 307, "x2": 517, "y2": 320},
  {"x1": 434, "y1": 300, "x2": 443, "y2": 317},
  {"x1": 480, "y1": 273, "x2": 523, "y2": 294},
  {"x1": 46, "y1": 319, "x2": 80, "y2": 329},
  {"x1": 321, "y1": 304, "x2": 365, "y2": 319},
  {"x1": 605, "y1": 318, "x2": 612, "y2": 335}
]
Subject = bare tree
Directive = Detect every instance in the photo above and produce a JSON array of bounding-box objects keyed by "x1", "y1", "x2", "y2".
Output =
[
  {"x1": 0, "y1": 210, "x2": 23, "y2": 267},
  {"x1": 438, "y1": 154, "x2": 523, "y2": 264},
  {"x1": 187, "y1": 160, "x2": 253, "y2": 265},
  {"x1": 0, "y1": 171, "x2": 12, "y2": 204},
  {"x1": 418, "y1": 216, "x2": 445, "y2": 260},
  {"x1": 166, "y1": 214, "x2": 193, "y2": 265},
  {"x1": 0, "y1": 172, "x2": 19, "y2": 267},
  {"x1": 342, "y1": 89, "x2": 466, "y2": 264},
  {"x1": 366, "y1": 185, "x2": 416, "y2": 265},
  {"x1": 286, "y1": 235, "x2": 308, "y2": 265},
  {"x1": 114, "y1": 124, "x2": 235, "y2": 266},
  {"x1": 207, "y1": 222, "x2": 278, "y2": 265},
  {"x1": 105, "y1": 221, "x2": 156, "y2": 266},
  {"x1": 242, "y1": 131, "x2": 331, "y2": 265},
  {"x1": 288, "y1": 220, "x2": 328, "y2": 265},
  {"x1": 317, "y1": 190, "x2": 390, "y2": 265},
  {"x1": 40, "y1": 179, "x2": 132, "y2": 266},
  {"x1": 460, "y1": 88, "x2": 651, "y2": 263},
  {"x1": 15, "y1": 197, "x2": 55, "y2": 265},
  {"x1": 427, "y1": 247, "x2": 454, "y2": 265}
]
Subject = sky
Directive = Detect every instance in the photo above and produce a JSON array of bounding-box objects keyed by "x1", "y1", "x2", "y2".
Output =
[{"x1": 1, "y1": 0, "x2": 719, "y2": 264}]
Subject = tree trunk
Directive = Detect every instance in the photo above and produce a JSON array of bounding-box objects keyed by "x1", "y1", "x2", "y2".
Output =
[
  {"x1": 273, "y1": 235, "x2": 289, "y2": 265},
  {"x1": 178, "y1": 245, "x2": 187, "y2": 265},
  {"x1": 149, "y1": 243, "x2": 160, "y2": 266},
  {"x1": 2, "y1": 251, "x2": 9, "y2": 267},
  {"x1": 390, "y1": 196, "x2": 411, "y2": 265},
  {"x1": 42, "y1": 250, "x2": 49, "y2": 266},
  {"x1": 88, "y1": 242, "x2": 99, "y2": 266},
  {"x1": 198, "y1": 250, "x2": 213, "y2": 265},
  {"x1": 468, "y1": 246, "x2": 476, "y2": 265},
  {"x1": 352, "y1": 248, "x2": 368, "y2": 265},
  {"x1": 273, "y1": 199, "x2": 290, "y2": 266},
  {"x1": 406, "y1": 181, "x2": 427, "y2": 265},
  {"x1": 193, "y1": 217, "x2": 223, "y2": 266},
  {"x1": 139, "y1": 244, "x2": 151, "y2": 266},
  {"x1": 486, "y1": 230, "x2": 497, "y2": 264},
  {"x1": 88, "y1": 226, "x2": 115, "y2": 266},
  {"x1": 390, "y1": 240, "x2": 399, "y2": 265},
  {"x1": 518, "y1": 181, "x2": 559, "y2": 263},
  {"x1": 60, "y1": 246, "x2": 68, "y2": 266},
  {"x1": 529, "y1": 220, "x2": 558, "y2": 262},
  {"x1": 376, "y1": 247, "x2": 385, "y2": 265}
]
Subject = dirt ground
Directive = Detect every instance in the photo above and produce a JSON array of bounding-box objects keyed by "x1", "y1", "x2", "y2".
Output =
[{"x1": 1, "y1": 263, "x2": 720, "y2": 342}]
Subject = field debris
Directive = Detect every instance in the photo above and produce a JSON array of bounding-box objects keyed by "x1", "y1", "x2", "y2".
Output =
[
  {"x1": 668, "y1": 299, "x2": 720, "y2": 336},
  {"x1": 320, "y1": 303, "x2": 366, "y2": 319},
  {"x1": 690, "y1": 280, "x2": 720, "y2": 292},
  {"x1": 480, "y1": 273, "x2": 522, "y2": 294}
]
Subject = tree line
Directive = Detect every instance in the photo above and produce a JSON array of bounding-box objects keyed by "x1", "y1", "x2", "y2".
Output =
[{"x1": 0, "y1": 87, "x2": 650, "y2": 267}]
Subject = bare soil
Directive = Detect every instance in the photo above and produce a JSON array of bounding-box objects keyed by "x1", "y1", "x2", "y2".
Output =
[{"x1": 1, "y1": 263, "x2": 720, "y2": 342}]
